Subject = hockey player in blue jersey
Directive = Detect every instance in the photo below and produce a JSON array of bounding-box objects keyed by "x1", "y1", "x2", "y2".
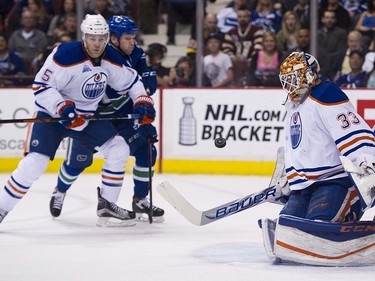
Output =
[
  {"x1": 49, "y1": 15, "x2": 165, "y2": 222},
  {"x1": 260, "y1": 52, "x2": 375, "y2": 266},
  {"x1": 0, "y1": 14, "x2": 157, "y2": 227}
]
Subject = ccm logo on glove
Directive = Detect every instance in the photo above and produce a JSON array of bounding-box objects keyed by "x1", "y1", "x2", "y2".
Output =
[
  {"x1": 133, "y1": 95, "x2": 156, "y2": 124},
  {"x1": 57, "y1": 100, "x2": 85, "y2": 129}
]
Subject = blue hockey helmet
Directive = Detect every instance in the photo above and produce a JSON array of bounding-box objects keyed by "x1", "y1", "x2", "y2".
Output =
[{"x1": 108, "y1": 15, "x2": 138, "y2": 38}]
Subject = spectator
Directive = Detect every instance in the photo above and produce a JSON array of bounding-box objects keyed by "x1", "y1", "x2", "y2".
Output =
[
  {"x1": 51, "y1": 12, "x2": 78, "y2": 42},
  {"x1": 319, "y1": 0, "x2": 351, "y2": 31},
  {"x1": 333, "y1": 30, "x2": 364, "y2": 80},
  {"x1": 47, "y1": 0, "x2": 76, "y2": 39},
  {"x1": 251, "y1": 0, "x2": 282, "y2": 33},
  {"x1": 317, "y1": 9, "x2": 347, "y2": 80},
  {"x1": 355, "y1": 0, "x2": 375, "y2": 48},
  {"x1": 8, "y1": 8, "x2": 48, "y2": 72},
  {"x1": 293, "y1": 0, "x2": 310, "y2": 28},
  {"x1": 203, "y1": 34, "x2": 233, "y2": 87},
  {"x1": 187, "y1": 12, "x2": 225, "y2": 61},
  {"x1": 363, "y1": 36, "x2": 375, "y2": 73},
  {"x1": 287, "y1": 27, "x2": 310, "y2": 56},
  {"x1": 222, "y1": 5, "x2": 263, "y2": 86},
  {"x1": 335, "y1": 50, "x2": 367, "y2": 88},
  {"x1": 84, "y1": 0, "x2": 114, "y2": 20},
  {"x1": 168, "y1": 56, "x2": 195, "y2": 87},
  {"x1": 217, "y1": 0, "x2": 248, "y2": 33},
  {"x1": 276, "y1": 11, "x2": 300, "y2": 56},
  {"x1": 26, "y1": 0, "x2": 51, "y2": 33},
  {"x1": 0, "y1": 33, "x2": 29, "y2": 86},
  {"x1": 340, "y1": 0, "x2": 368, "y2": 28},
  {"x1": 248, "y1": 31, "x2": 282, "y2": 87},
  {"x1": 145, "y1": 43, "x2": 171, "y2": 87}
]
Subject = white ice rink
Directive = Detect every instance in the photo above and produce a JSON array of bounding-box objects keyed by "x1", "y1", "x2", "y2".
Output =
[{"x1": 0, "y1": 173, "x2": 374, "y2": 281}]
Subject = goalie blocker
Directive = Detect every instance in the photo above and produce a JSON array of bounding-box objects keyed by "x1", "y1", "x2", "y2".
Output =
[{"x1": 261, "y1": 215, "x2": 375, "y2": 266}]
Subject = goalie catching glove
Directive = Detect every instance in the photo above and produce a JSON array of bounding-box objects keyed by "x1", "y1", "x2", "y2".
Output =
[
  {"x1": 57, "y1": 100, "x2": 86, "y2": 130},
  {"x1": 133, "y1": 95, "x2": 156, "y2": 125}
]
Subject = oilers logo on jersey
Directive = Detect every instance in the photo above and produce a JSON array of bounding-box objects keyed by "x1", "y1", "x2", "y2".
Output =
[
  {"x1": 82, "y1": 72, "x2": 108, "y2": 99},
  {"x1": 290, "y1": 112, "x2": 302, "y2": 149}
]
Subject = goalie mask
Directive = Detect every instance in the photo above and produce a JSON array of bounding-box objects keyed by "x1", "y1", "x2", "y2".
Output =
[{"x1": 279, "y1": 52, "x2": 320, "y2": 104}]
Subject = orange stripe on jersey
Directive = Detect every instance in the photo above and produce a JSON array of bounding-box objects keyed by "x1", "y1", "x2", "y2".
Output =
[
  {"x1": 276, "y1": 239, "x2": 375, "y2": 260},
  {"x1": 102, "y1": 175, "x2": 124, "y2": 181},
  {"x1": 7, "y1": 180, "x2": 27, "y2": 195},
  {"x1": 338, "y1": 136, "x2": 375, "y2": 152},
  {"x1": 32, "y1": 86, "x2": 42, "y2": 91},
  {"x1": 309, "y1": 95, "x2": 349, "y2": 106}
]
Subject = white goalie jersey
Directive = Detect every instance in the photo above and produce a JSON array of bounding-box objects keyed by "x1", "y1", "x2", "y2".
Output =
[{"x1": 284, "y1": 81, "x2": 375, "y2": 191}]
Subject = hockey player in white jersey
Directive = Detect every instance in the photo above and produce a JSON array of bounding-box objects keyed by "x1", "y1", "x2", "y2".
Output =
[
  {"x1": 260, "y1": 52, "x2": 375, "y2": 266},
  {"x1": 0, "y1": 14, "x2": 156, "y2": 227},
  {"x1": 49, "y1": 15, "x2": 164, "y2": 222}
]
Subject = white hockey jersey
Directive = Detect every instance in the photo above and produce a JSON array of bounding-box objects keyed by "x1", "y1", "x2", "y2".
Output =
[
  {"x1": 32, "y1": 41, "x2": 145, "y2": 117},
  {"x1": 284, "y1": 81, "x2": 375, "y2": 190}
]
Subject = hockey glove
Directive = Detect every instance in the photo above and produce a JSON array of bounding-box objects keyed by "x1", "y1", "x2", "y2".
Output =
[
  {"x1": 133, "y1": 95, "x2": 156, "y2": 125},
  {"x1": 141, "y1": 67, "x2": 157, "y2": 95},
  {"x1": 355, "y1": 153, "x2": 375, "y2": 174},
  {"x1": 57, "y1": 100, "x2": 86, "y2": 130}
]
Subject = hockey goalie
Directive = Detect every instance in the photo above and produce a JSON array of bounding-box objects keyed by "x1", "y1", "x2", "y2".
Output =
[{"x1": 260, "y1": 52, "x2": 375, "y2": 266}]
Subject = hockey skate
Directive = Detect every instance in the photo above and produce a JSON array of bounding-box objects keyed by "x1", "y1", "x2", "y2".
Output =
[
  {"x1": 96, "y1": 187, "x2": 136, "y2": 227},
  {"x1": 49, "y1": 187, "x2": 66, "y2": 217},
  {"x1": 0, "y1": 208, "x2": 8, "y2": 223},
  {"x1": 132, "y1": 196, "x2": 165, "y2": 223}
]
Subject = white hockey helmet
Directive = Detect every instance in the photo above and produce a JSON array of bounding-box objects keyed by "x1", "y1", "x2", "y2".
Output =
[
  {"x1": 279, "y1": 52, "x2": 320, "y2": 104},
  {"x1": 81, "y1": 14, "x2": 109, "y2": 36},
  {"x1": 80, "y1": 14, "x2": 109, "y2": 52}
]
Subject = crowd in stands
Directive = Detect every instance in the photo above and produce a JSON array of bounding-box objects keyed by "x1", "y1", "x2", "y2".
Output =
[{"x1": 1, "y1": 0, "x2": 375, "y2": 89}]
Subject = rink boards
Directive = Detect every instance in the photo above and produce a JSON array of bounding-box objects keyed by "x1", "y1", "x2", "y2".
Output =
[{"x1": 0, "y1": 88, "x2": 374, "y2": 175}]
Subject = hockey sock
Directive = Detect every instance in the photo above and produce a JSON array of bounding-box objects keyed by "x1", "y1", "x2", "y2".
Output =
[
  {"x1": 0, "y1": 152, "x2": 49, "y2": 211},
  {"x1": 133, "y1": 164, "x2": 153, "y2": 198},
  {"x1": 100, "y1": 169, "x2": 124, "y2": 202},
  {"x1": 57, "y1": 161, "x2": 84, "y2": 193}
]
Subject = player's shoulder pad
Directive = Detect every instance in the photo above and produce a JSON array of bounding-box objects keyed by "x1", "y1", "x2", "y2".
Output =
[
  {"x1": 309, "y1": 81, "x2": 349, "y2": 105},
  {"x1": 53, "y1": 42, "x2": 87, "y2": 66},
  {"x1": 131, "y1": 45, "x2": 145, "y2": 60},
  {"x1": 103, "y1": 45, "x2": 127, "y2": 67}
]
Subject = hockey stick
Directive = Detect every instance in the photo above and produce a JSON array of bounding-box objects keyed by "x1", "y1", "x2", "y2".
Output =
[
  {"x1": 147, "y1": 136, "x2": 154, "y2": 224},
  {"x1": 0, "y1": 114, "x2": 140, "y2": 124},
  {"x1": 157, "y1": 181, "x2": 283, "y2": 226},
  {"x1": 157, "y1": 147, "x2": 286, "y2": 226}
]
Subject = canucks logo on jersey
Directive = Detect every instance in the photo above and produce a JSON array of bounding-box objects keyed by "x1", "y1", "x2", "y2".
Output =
[
  {"x1": 82, "y1": 72, "x2": 108, "y2": 99},
  {"x1": 290, "y1": 112, "x2": 302, "y2": 149}
]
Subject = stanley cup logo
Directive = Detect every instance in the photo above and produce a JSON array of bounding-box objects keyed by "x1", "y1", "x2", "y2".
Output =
[{"x1": 179, "y1": 97, "x2": 197, "y2": 145}]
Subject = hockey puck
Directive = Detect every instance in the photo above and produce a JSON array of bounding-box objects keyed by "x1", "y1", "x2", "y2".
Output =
[{"x1": 214, "y1": 137, "x2": 226, "y2": 148}]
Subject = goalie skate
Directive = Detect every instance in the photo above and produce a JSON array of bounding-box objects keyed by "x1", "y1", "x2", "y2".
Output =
[
  {"x1": 96, "y1": 187, "x2": 136, "y2": 227},
  {"x1": 132, "y1": 196, "x2": 165, "y2": 223},
  {"x1": 340, "y1": 156, "x2": 375, "y2": 211}
]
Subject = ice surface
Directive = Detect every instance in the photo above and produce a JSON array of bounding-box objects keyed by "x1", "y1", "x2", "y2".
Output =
[{"x1": 0, "y1": 173, "x2": 374, "y2": 281}]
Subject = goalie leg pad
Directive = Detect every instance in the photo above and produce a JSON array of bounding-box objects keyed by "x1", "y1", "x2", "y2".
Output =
[{"x1": 273, "y1": 215, "x2": 375, "y2": 266}]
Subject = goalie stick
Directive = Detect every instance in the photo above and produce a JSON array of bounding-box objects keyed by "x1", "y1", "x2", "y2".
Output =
[{"x1": 157, "y1": 147, "x2": 286, "y2": 226}]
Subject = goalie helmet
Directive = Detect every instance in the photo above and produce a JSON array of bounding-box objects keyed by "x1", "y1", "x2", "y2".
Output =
[
  {"x1": 279, "y1": 52, "x2": 320, "y2": 104},
  {"x1": 108, "y1": 15, "x2": 138, "y2": 38}
]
